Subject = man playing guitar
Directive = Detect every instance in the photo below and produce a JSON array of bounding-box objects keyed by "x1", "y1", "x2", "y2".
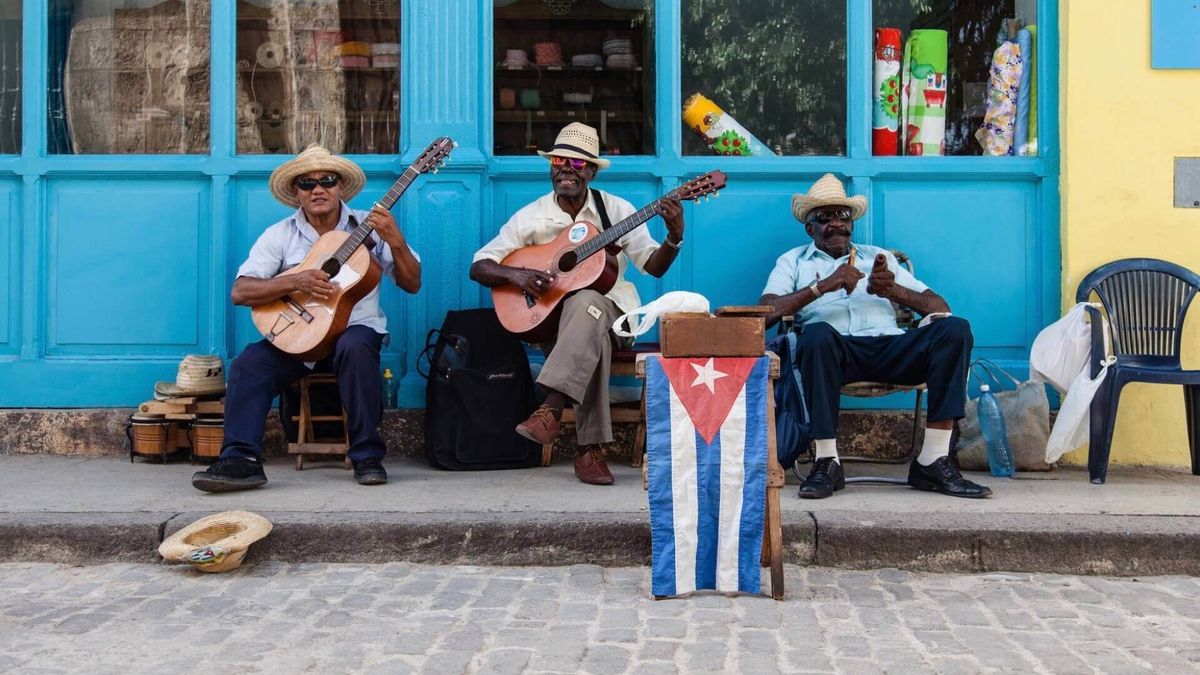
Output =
[
  {"x1": 192, "y1": 145, "x2": 421, "y2": 493},
  {"x1": 469, "y1": 123, "x2": 685, "y2": 486}
]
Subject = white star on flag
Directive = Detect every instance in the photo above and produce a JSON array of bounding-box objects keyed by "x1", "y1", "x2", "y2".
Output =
[{"x1": 690, "y1": 358, "x2": 728, "y2": 394}]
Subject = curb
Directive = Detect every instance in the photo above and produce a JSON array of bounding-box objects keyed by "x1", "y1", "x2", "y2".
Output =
[{"x1": 3, "y1": 510, "x2": 1199, "y2": 576}]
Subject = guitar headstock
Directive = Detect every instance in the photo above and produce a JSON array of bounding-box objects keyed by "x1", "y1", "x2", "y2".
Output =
[
  {"x1": 675, "y1": 170, "x2": 728, "y2": 203},
  {"x1": 411, "y1": 137, "x2": 457, "y2": 175}
]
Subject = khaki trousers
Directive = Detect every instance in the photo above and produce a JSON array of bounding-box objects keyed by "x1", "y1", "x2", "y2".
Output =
[{"x1": 537, "y1": 290, "x2": 632, "y2": 446}]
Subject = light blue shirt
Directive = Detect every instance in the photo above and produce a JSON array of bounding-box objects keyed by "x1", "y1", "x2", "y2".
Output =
[
  {"x1": 761, "y1": 243, "x2": 928, "y2": 337},
  {"x1": 237, "y1": 202, "x2": 420, "y2": 336}
]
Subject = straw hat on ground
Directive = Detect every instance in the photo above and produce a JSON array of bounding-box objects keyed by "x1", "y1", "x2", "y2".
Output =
[
  {"x1": 269, "y1": 144, "x2": 366, "y2": 208},
  {"x1": 154, "y1": 354, "x2": 226, "y2": 399},
  {"x1": 792, "y1": 173, "x2": 868, "y2": 224},
  {"x1": 159, "y1": 511, "x2": 273, "y2": 573},
  {"x1": 537, "y1": 122, "x2": 611, "y2": 170}
]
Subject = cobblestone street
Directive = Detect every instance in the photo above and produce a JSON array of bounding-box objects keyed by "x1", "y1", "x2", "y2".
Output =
[{"x1": 2, "y1": 562, "x2": 1199, "y2": 674}]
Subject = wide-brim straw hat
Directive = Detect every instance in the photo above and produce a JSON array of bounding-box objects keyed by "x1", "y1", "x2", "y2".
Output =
[
  {"x1": 269, "y1": 144, "x2": 366, "y2": 209},
  {"x1": 792, "y1": 173, "x2": 868, "y2": 224},
  {"x1": 159, "y1": 511, "x2": 273, "y2": 574},
  {"x1": 537, "y1": 122, "x2": 611, "y2": 170},
  {"x1": 154, "y1": 354, "x2": 226, "y2": 398}
]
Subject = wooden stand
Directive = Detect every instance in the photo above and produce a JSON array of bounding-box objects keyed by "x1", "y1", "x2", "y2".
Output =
[
  {"x1": 288, "y1": 373, "x2": 351, "y2": 470},
  {"x1": 636, "y1": 351, "x2": 785, "y2": 600}
]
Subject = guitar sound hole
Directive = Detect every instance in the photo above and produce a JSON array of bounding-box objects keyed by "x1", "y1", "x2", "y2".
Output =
[
  {"x1": 320, "y1": 259, "x2": 341, "y2": 278},
  {"x1": 557, "y1": 251, "x2": 578, "y2": 273}
]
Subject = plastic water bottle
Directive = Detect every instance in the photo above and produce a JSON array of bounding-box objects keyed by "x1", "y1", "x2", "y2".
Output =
[
  {"x1": 382, "y1": 368, "x2": 396, "y2": 408},
  {"x1": 978, "y1": 385, "x2": 1014, "y2": 477}
]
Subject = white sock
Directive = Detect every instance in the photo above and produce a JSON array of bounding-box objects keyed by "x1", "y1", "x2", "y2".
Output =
[
  {"x1": 917, "y1": 427, "x2": 953, "y2": 466},
  {"x1": 814, "y1": 438, "x2": 839, "y2": 464}
]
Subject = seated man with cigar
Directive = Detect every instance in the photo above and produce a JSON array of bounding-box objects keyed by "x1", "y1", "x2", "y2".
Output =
[{"x1": 759, "y1": 173, "x2": 990, "y2": 500}]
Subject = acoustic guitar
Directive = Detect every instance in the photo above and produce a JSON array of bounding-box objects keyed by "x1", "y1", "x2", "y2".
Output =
[
  {"x1": 251, "y1": 137, "x2": 455, "y2": 360},
  {"x1": 493, "y1": 170, "x2": 728, "y2": 343}
]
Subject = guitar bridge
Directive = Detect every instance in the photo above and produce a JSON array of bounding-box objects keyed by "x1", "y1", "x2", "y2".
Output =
[
  {"x1": 522, "y1": 291, "x2": 536, "y2": 308},
  {"x1": 283, "y1": 295, "x2": 314, "y2": 323}
]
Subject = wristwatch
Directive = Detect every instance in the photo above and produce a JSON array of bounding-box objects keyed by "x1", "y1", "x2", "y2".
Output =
[
  {"x1": 808, "y1": 281, "x2": 823, "y2": 298},
  {"x1": 664, "y1": 236, "x2": 683, "y2": 250}
]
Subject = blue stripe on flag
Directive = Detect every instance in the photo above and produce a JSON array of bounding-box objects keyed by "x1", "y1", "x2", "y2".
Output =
[
  {"x1": 645, "y1": 357, "x2": 676, "y2": 597},
  {"x1": 737, "y1": 356, "x2": 769, "y2": 593},
  {"x1": 694, "y1": 428, "x2": 719, "y2": 591}
]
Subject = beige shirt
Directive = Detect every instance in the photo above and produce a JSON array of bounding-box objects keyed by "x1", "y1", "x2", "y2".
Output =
[{"x1": 473, "y1": 190, "x2": 661, "y2": 313}]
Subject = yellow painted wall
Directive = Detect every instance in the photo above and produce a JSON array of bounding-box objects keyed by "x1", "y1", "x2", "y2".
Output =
[{"x1": 1061, "y1": 1, "x2": 1200, "y2": 468}]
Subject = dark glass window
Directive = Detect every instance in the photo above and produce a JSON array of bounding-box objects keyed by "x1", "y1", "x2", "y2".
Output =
[{"x1": 0, "y1": 0, "x2": 19, "y2": 154}]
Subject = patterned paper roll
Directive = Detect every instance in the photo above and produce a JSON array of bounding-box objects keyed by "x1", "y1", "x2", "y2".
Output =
[
  {"x1": 900, "y1": 29, "x2": 948, "y2": 156},
  {"x1": 974, "y1": 41, "x2": 1022, "y2": 156},
  {"x1": 681, "y1": 93, "x2": 771, "y2": 157},
  {"x1": 1013, "y1": 28, "x2": 1033, "y2": 156},
  {"x1": 256, "y1": 41, "x2": 283, "y2": 68},
  {"x1": 872, "y1": 28, "x2": 902, "y2": 156}
]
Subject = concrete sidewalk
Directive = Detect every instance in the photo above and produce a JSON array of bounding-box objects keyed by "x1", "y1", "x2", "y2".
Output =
[{"x1": 2, "y1": 455, "x2": 1199, "y2": 575}]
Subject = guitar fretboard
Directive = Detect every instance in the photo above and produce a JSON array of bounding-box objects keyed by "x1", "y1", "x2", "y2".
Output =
[
  {"x1": 573, "y1": 190, "x2": 682, "y2": 262},
  {"x1": 332, "y1": 167, "x2": 420, "y2": 263}
]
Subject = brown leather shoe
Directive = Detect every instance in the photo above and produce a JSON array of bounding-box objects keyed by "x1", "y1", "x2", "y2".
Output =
[
  {"x1": 574, "y1": 447, "x2": 614, "y2": 486},
  {"x1": 516, "y1": 404, "x2": 561, "y2": 445}
]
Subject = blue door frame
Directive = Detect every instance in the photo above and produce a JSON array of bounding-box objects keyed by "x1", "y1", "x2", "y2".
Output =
[{"x1": 0, "y1": 0, "x2": 1059, "y2": 408}]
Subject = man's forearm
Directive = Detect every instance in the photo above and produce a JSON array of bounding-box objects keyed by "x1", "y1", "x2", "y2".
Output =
[
  {"x1": 469, "y1": 259, "x2": 516, "y2": 288},
  {"x1": 389, "y1": 242, "x2": 421, "y2": 294},
  {"x1": 231, "y1": 276, "x2": 294, "y2": 307},
  {"x1": 642, "y1": 241, "x2": 680, "y2": 278},
  {"x1": 887, "y1": 287, "x2": 950, "y2": 316}
]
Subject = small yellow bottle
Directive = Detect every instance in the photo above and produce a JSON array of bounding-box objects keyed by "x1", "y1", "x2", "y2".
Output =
[{"x1": 382, "y1": 368, "x2": 396, "y2": 408}]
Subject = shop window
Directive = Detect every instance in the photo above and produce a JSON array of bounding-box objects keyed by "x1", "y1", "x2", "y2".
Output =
[
  {"x1": 0, "y1": 0, "x2": 19, "y2": 154},
  {"x1": 681, "y1": 0, "x2": 847, "y2": 157},
  {"x1": 47, "y1": 0, "x2": 211, "y2": 154},
  {"x1": 236, "y1": 0, "x2": 401, "y2": 155},
  {"x1": 873, "y1": 0, "x2": 1038, "y2": 156},
  {"x1": 493, "y1": 0, "x2": 655, "y2": 157}
]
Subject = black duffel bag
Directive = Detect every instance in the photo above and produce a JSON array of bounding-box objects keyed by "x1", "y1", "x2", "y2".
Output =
[{"x1": 419, "y1": 308, "x2": 540, "y2": 470}]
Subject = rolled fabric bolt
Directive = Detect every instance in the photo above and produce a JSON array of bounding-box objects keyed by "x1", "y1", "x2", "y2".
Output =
[
  {"x1": 244, "y1": 101, "x2": 263, "y2": 121},
  {"x1": 503, "y1": 49, "x2": 529, "y2": 67},
  {"x1": 519, "y1": 88, "x2": 540, "y2": 109},
  {"x1": 256, "y1": 41, "x2": 283, "y2": 68},
  {"x1": 498, "y1": 88, "x2": 516, "y2": 110},
  {"x1": 682, "y1": 92, "x2": 772, "y2": 157}
]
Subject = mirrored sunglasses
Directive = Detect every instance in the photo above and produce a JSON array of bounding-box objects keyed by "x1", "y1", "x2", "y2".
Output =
[
  {"x1": 549, "y1": 156, "x2": 590, "y2": 171},
  {"x1": 294, "y1": 175, "x2": 341, "y2": 191},
  {"x1": 808, "y1": 207, "x2": 853, "y2": 225}
]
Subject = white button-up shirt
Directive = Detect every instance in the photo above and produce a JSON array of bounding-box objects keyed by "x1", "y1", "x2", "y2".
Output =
[
  {"x1": 236, "y1": 202, "x2": 420, "y2": 336},
  {"x1": 473, "y1": 190, "x2": 660, "y2": 313},
  {"x1": 761, "y1": 243, "x2": 929, "y2": 337}
]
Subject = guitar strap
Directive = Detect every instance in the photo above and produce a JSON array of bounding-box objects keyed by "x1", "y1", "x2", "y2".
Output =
[{"x1": 590, "y1": 188, "x2": 611, "y2": 231}]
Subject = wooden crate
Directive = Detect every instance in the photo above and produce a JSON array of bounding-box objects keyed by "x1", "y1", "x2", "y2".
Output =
[{"x1": 660, "y1": 312, "x2": 766, "y2": 358}]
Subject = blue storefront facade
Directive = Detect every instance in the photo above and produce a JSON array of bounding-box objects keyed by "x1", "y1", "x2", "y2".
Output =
[{"x1": 0, "y1": 0, "x2": 1059, "y2": 409}]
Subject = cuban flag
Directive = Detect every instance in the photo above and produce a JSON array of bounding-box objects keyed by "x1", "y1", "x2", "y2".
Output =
[{"x1": 645, "y1": 355, "x2": 769, "y2": 597}]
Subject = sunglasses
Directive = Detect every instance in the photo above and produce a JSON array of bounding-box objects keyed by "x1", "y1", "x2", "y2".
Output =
[
  {"x1": 808, "y1": 207, "x2": 853, "y2": 225},
  {"x1": 294, "y1": 175, "x2": 341, "y2": 191},
  {"x1": 549, "y1": 156, "x2": 590, "y2": 171}
]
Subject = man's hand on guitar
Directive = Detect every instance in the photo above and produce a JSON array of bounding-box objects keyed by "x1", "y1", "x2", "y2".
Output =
[
  {"x1": 654, "y1": 196, "x2": 685, "y2": 244},
  {"x1": 367, "y1": 204, "x2": 404, "y2": 248},
  {"x1": 508, "y1": 267, "x2": 555, "y2": 298},
  {"x1": 292, "y1": 269, "x2": 337, "y2": 300}
]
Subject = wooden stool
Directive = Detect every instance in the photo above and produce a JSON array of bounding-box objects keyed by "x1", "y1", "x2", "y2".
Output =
[
  {"x1": 288, "y1": 373, "x2": 351, "y2": 470},
  {"x1": 539, "y1": 344, "x2": 655, "y2": 468}
]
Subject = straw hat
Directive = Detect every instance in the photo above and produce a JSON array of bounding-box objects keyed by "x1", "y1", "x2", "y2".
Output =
[
  {"x1": 154, "y1": 354, "x2": 226, "y2": 398},
  {"x1": 537, "y1": 122, "x2": 611, "y2": 170},
  {"x1": 159, "y1": 511, "x2": 273, "y2": 573},
  {"x1": 268, "y1": 144, "x2": 366, "y2": 208},
  {"x1": 792, "y1": 173, "x2": 868, "y2": 224}
]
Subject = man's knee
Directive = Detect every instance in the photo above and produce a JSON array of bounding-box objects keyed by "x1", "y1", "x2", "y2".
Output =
[
  {"x1": 795, "y1": 321, "x2": 840, "y2": 351},
  {"x1": 929, "y1": 316, "x2": 973, "y2": 348},
  {"x1": 333, "y1": 329, "x2": 382, "y2": 365},
  {"x1": 562, "y1": 289, "x2": 608, "y2": 314}
]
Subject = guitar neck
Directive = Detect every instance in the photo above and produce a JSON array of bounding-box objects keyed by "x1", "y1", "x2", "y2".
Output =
[
  {"x1": 333, "y1": 166, "x2": 420, "y2": 263},
  {"x1": 573, "y1": 191, "x2": 679, "y2": 263}
]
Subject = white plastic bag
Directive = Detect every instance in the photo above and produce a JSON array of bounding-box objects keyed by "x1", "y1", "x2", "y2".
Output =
[
  {"x1": 1045, "y1": 356, "x2": 1116, "y2": 463},
  {"x1": 1030, "y1": 302, "x2": 1098, "y2": 395},
  {"x1": 612, "y1": 291, "x2": 710, "y2": 338}
]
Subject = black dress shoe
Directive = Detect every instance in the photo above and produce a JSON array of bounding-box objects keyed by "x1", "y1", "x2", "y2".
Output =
[
  {"x1": 353, "y1": 457, "x2": 388, "y2": 486},
  {"x1": 192, "y1": 457, "x2": 268, "y2": 493},
  {"x1": 798, "y1": 457, "x2": 845, "y2": 499},
  {"x1": 908, "y1": 456, "x2": 992, "y2": 498}
]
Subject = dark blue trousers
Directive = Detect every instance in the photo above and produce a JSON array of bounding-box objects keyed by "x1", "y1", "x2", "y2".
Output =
[
  {"x1": 220, "y1": 325, "x2": 387, "y2": 462},
  {"x1": 795, "y1": 317, "x2": 973, "y2": 439}
]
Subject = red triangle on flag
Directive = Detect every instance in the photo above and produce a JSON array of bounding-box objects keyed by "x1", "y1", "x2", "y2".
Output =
[{"x1": 658, "y1": 357, "x2": 759, "y2": 444}]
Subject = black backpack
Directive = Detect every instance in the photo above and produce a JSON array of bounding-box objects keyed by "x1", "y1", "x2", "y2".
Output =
[
  {"x1": 767, "y1": 331, "x2": 812, "y2": 470},
  {"x1": 419, "y1": 308, "x2": 541, "y2": 470}
]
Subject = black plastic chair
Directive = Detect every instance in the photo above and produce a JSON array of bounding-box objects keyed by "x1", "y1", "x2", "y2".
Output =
[{"x1": 1075, "y1": 258, "x2": 1200, "y2": 484}]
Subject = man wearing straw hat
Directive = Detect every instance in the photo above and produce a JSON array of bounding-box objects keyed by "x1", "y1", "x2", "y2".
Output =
[
  {"x1": 192, "y1": 145, "x2": 421, "y2": 493},
  {"x1": 759, "y1": 173, "x2": 990, "y2": 500},
  {"x1": 469, "y1": 123, "x2": 686, "y2": 486}
]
